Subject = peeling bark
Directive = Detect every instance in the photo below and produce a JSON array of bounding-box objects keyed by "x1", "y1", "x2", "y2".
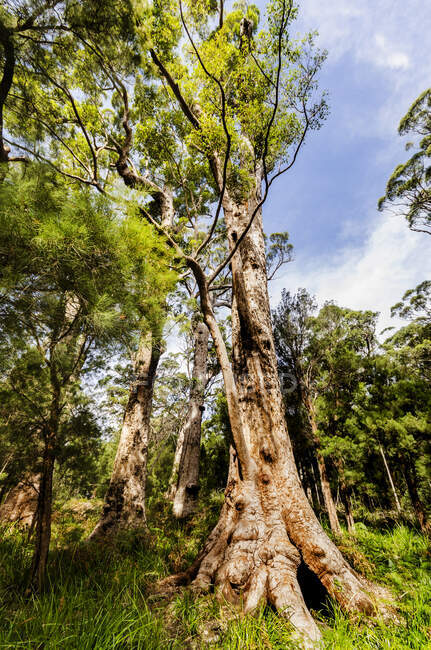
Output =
[
  {"x1": 89, "y1": 333, "x2": 160, "y2": 540},
  {"x1": 168, "y1": 318, "x2": 209, "y2": 519}
]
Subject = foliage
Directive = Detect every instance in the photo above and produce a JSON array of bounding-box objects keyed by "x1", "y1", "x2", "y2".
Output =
[
  {"x1": 0, "y1": 163, "x2": 176, "y2": 495},
  {"x1": 379, "y1": 88, "x2": 431, "y2": 235}
]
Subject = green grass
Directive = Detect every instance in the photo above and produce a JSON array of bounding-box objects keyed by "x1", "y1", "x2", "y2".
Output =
[{"x1": 0, "y1": 501, "x2": 430, "y2": 649}]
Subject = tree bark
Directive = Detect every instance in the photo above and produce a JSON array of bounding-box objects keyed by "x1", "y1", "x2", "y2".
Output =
[
  {"x1": 174, "y1": 186, "x2": 393, "y2": 645},
  {"x1": 28, "y1": 372, "x2": 60, "y2": 593},
  {"x1": 28, "y1": 438, "x2": 55, "y2": 592},
  {"x1": 316, "y1": 450, "x2": 342, "y2": 536},
  {"x1": 379, "y1": 443, "x2": 401, "y2": 514},
  {"x1": 168, "y1": 318, "x2": 209, "y2": 519},
  {"x1": 89, "y1": 333, "x2": 160, "y2": 540},
  {"x1": 340, "y1": 483, "x2": 355, "y2": 535},
  {"x1": 304, "y1": 397, "x2": 341, "y2": 536},
  {"x1": 0, "y1": 474, "x2": 39, "y2": 527},
  {"x1": 403, "y1": 456, "x2": 430, "y2": 535}
]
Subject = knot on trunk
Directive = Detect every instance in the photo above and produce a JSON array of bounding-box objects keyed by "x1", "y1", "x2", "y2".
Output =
[
  {"x1": 260, "y1": 443, "x2": 276, "y2": 463},
  {"x1": 259, "y1": 471, "x2": 271, "y2": 485},
  {"x1": 185, "y1": 482, "x2": 199, "y2": 495}
]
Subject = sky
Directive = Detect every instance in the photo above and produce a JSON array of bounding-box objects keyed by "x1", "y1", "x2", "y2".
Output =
[{"x1": 262, "y1": 0, "x2": 431, "y2": 334}]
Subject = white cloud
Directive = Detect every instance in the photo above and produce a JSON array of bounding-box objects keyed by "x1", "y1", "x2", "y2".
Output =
[
  {"x1": 295, "y1": 0, "x2": 431, "y2": 136},
  {"x1": 373, "y1": 34, "x2": 409, "y2": 71},
  {"x1": 270, "y1": 211, "x2": 431, "y2": 336}
]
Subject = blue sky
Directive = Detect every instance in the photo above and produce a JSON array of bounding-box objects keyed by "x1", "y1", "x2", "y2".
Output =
[{"x1": 263, "y1": 0, "x2": 431, "y2": 333}]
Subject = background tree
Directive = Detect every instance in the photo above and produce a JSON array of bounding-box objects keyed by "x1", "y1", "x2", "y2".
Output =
[
  {"x1": 379, "y1": 88, "x2": 431, "y2": 235},
  {"x1": 273, "y1": 288, "x2": 342, "y2": 535},
  {"x1": 0, "y1": 164, "x2": 174, "y2": 588}
]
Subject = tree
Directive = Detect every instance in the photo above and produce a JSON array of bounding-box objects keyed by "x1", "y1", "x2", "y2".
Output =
[
  {"x1": 272, "y1": 289, "x2": 342, "y2": 535},
  {"x1": 0, "y1": 0, "x2": 394, "y2": 639},
  {"x1": 146, "y1": 2, "x2": 393, "y2": 643},
  {"x1": 0, "y1": 0, "x2": 184, "y2": 538},
  {"x1": 379, "y1": 88, "x2": 431, "y2": 235},
  {"x1": 167, "y1": 313, "x2": 210, "y2": 518},
  {"x1": 0, "y1": 164, "x2": 173, "y2": 588},
  {"x1": 380, "y1": 298, "x2": 431, "y2": 533}
]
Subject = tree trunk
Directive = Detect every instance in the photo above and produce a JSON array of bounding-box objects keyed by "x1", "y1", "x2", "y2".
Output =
[
  {"x1": 379, "y1": 443, "x2": 401, "y2": 514},
  {"x1": 310, "y1": 456, "x2": 323, "y2": 509},
  {"x1": 89, "y1": 332, "x2": 160, "y2": 540},
  {"x1": 89, "y1": 190, "x2": 173, "y2": 541},
  {"x1": 177, "y1": 188, "x2": 393, "y2": 645},
  {"x1": 0, "y1": 474, "x2": 39, "y2": 527},
  {"x1": 340, "y1": 483, "x2": 355, "y2": 535},
  {"x1": 316, "y1": 451, "x2": 342, "y2": 536},
  {"x1": 403, "y1": 456, "x2": 430, "y2": 535},
  {"x1": 304, "y1": 397, "x2": 341, "y2": 536},
  {"x1": 28, "y1": 437, "x2": 55, "y2": 592},
  {"x1": 168, "y1": 318, "x2": 209, "y2": 519}
]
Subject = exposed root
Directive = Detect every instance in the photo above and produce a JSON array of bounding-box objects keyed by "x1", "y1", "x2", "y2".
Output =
[{"x1": 156, "y1": 473, "x2": 398, "y2": 647}]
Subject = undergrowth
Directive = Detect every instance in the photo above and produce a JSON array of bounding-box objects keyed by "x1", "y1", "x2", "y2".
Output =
[{"x1": 0, "y1": 497, "x2": 430, "y2": 649}]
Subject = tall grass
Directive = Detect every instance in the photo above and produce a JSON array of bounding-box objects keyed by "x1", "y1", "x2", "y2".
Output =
[{"x1": 0, "y1": 502, "x2": 430, "y2": 649}]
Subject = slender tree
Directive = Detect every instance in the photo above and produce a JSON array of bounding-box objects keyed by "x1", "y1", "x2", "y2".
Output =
[{"x1": 273, "y1": 289, "x2": 342, "y2": 535}]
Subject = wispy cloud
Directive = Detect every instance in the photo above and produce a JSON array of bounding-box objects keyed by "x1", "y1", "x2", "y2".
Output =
[
  {"x1": 296, "y1": 0, "x2": 431, "y2": 135},
  {"x1": 270, "y1": 210, "x2": 431, "y2": 335}
]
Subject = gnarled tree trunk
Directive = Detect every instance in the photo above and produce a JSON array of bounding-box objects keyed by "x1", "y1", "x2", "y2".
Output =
[
  {"x1": 168, "y1": 318, "x2": 209, "y2": 519},
  {"x1": 89, "y1": 333, "x2": 160, "y2": 540},
  {"x1": 176, "y1": 185, "x2": 393, "y2": 645}
]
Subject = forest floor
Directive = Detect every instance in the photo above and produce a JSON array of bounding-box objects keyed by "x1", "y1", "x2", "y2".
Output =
[{"x1": 0, "y1": 494, "x2": 430, "y2": 649}]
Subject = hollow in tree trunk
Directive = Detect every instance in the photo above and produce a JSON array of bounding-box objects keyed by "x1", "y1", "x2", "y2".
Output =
[
  {"x1": 168, "y1": 318, "x2": 209, "y2": 519},
  {"x1": 89, "y1": 332, "x2": 160, "y2": 540},
  {"x1": 176, "y1": 187, "x2": 393, "y2": 645}
]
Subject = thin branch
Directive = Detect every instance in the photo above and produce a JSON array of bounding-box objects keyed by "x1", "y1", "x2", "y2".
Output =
[
  {"x1": 208, "y1": 0, "x2": 294, "y2": 285},
  {"x1": 3, "y1": 137, "x2": 103, "y2": 189},
  {"x1": 178, "y1": 0, "x2": 231, "y2": 255}
]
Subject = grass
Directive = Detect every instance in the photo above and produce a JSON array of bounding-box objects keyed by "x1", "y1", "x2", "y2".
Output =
[{"x1": 0, "y1": 500, "x2": 430, "y2": 649}]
